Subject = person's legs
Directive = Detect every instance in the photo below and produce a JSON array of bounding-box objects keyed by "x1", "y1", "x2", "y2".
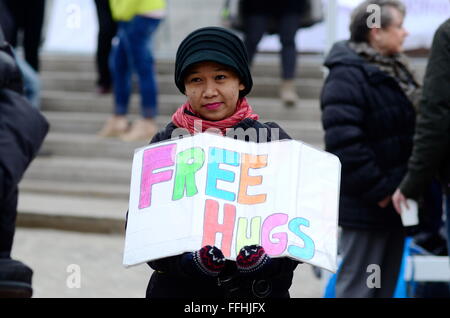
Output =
[
  {"x1": 335, "y1": 227, "x2": 391, "y2": 298},
  {"x1": 0, "y1": 188, "x2": 33, "y2": 298},
  {"x1": 375, "y1": 229, "x2": 405, "y2": 297},
  {"x1": 0, "y1": 188, "x2": 18, "y2": 259},
  {"x1": 445, "y1": 193, "x2": 450, "y2": 260},
  {"x1": 118, "y1": 16, "x2": 161, "y2": 141},
  {"x1": 110, "y1": 22, "x2": 132, "y2": 116},
  {"x1": 278, "y1": 13, "x2": 300, "y2": 106},
  {"x1": 22, "y1": 0, "x2": 45, "y2": 72},
  {"x1": 94, "y1": 0, "x2": 117, "y2": 92},
  {"x1": 278, "y1": 14, "x2": 299, "y2": 80},
  {"x1": 243, "y1": 15, "x2": 268, "y2": 67},
  {"x1": 97, "y1": 22, "x2": 130, "y2": 137},
  {"x1": 3, "y1": 0, "x2": 21, "y2": 48},
  {"x1": 124, "y1": 15, "x2": 161, "y2": 119}
]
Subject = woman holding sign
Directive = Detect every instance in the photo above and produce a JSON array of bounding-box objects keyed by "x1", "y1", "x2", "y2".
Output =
[
  {"x1": 140, "y1": 27, "x2": 300, "y2": 298},
  {"x1": 321, "y1": 0, "x2": 419, "y2": 298}
]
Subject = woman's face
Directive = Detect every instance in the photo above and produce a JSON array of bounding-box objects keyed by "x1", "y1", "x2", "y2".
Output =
[
  {"x1": 369, "y1": 7, "x2": 408, "y2": 55},
  {"x1": 184, "y1": 61, "x2": 245, "y2": 121}
]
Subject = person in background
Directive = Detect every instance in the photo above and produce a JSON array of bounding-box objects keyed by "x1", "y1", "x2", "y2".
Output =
[
  {"x1": 94, "y1": 0, "x2": 117, "y2": 95},
  {"x1": 392, "y1": 18, "x2": 450, "y2": 260},
  {"x1": 141, "y1": 27, "x2": 300, "y2": 298},
  {"x1": 241, "y1": 0, "x2": 307, "y2": 106},
  {"x1": 2, "y1": 0, "x2": 46, "y2": 73},
  {"x1": 98, "y1": 0, "x2": 166, "y2": 142},
  {"x1": 0, "y1": 26, "x2": 49, "y2": 298},
  {"x1": 321, "y1": 0, "x2": 420, "y2": 297},
  {"x1": 0, "y1": 0, "x2": 42, "y2": 110}
]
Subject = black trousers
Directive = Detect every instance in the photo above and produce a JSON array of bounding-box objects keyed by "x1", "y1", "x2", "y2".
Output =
[
  {"x1": 0, "y1": 187, "x2": 18, "y2": 259},
  {"x1": 4, "y1": 0, "x2": 46, "y2": 72},
  {"x1": 243, "y1": 13, "x2": 300, "y2": 80},
  {"x1": 94, "y1": 0, "x2": 117, "y2": 89}
]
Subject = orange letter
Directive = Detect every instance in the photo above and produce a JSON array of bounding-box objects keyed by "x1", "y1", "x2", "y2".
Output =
[{"x1": 238, "y1": 154, "x2": 267, "y2": 205}]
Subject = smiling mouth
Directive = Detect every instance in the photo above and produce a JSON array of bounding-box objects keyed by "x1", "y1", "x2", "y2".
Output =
[{"x1": 203, "y1": 102, "x2": 223, "y2": 110}]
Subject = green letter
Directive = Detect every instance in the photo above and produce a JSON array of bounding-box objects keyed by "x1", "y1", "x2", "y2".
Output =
[
  {"x1": 172, "y1": 147, "x2": 205, "y2": 200},
  {"x1": 235, "y1": 216, "x2": 262, "y2": 254}
]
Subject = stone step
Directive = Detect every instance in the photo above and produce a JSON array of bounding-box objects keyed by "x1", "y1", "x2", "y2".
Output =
[
  {"x1": 39, "y1": 132, "x2": 139, "y2": 160},
  {"x1": 23, "y1": 155, "x2": 133, "y2": 184},
  {"x1": 41, "y1": 71, "x2": 324, "y2": 99},
  {"x1": 43, "y1": 110, "x2": 324, "y2": 139},
  {"x1": 19, "y1": 179, "x2": 130, "y2": 200},
  {"x1": 40, "y1": 53, "x2": 327, "y2": 79},
  {"x1": 41, "y1": 91, "x2": 322, "y2": 121},
  {"x1": 17, "y1": 192, "x2": 127, "y2": 234}
]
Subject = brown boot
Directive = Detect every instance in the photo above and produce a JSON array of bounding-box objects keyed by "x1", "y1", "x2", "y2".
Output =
[
  {"x1": 120, "y1": 118, "x2": 158, "y2": 142},
  {"x1": 280, "y1": 80, "x2": 299, "y2": 106},
  {"x1": 98, "y1": 115, "x2": 129, "y2": 137}
]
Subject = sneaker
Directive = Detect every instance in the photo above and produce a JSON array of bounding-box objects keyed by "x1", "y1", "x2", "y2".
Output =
[
  {"x1": 120, "y1": 118, "x2": 158, "y2": 142},
  {"x1": 98, "y1": 116, "x2": 129, "y2": 138},
  {"x1": 280, "y1": 80, "x2": 299, "y2": 107},
  {"x1": 0, "y1": 259, "x2": 33, "y2": 298}
]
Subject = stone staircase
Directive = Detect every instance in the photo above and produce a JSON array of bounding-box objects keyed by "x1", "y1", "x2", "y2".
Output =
[{"x1": 16, "y1": 53, "x2": 426, "y2": 234}]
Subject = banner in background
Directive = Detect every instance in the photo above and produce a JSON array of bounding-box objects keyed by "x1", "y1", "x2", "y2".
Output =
[
  {"x1": 43, "y1": 0, "x2": 450, "y2": 53},
  {"x1": 252, "y1": 0, "x2": 450, "y2": 52},
  {"x1": 43, "y1": 0, "x2": 98, "y2": 53}
]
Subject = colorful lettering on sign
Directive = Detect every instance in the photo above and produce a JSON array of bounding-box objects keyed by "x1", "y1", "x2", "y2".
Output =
[
  {"x1": 205, "y1": 147, "x2": 239, "y2": 202},
  {"x1": 238, "y1": 154, "x2": 267, "y2": 205},
  {"x1": 261, "y1": 213, "x2": 289, "y2": 256},
  {"x1": 288, "y1": 218, "x2": 315, "y2": 260},
  {"x1": 201, "y1": 199, "x2": 236, "y2": 258},
  {"x1": 172, "y1": 147, "x2": 205, "y2": 201},
  {"x1": 139, "y1": 144, "x2": 176, "y2": 209},
  {"x1": 138, "y1": 142, "x2": 319, "y2": 263},
  {"x1": 235, "y1": 216, "x2": 262, "y2": 254}
]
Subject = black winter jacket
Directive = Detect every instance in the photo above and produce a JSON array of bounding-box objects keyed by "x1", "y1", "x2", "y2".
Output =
[
  {"x1": 321, "y1": 41, "x2": 416, "y2": 230},
  {"x1": 145, "y1": 119, "x2": 299, "y2": 298},
  {"x1": 0, "y1": 28, "x2": 49, "y2": 255},
  {"x1": 400, "y1": 19, "x2": 450, "y2": 197}
]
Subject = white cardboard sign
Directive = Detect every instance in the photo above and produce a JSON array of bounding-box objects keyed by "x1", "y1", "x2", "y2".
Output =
[{"x1": 123, "y1": 133, "x2": 341, "y2": 272}]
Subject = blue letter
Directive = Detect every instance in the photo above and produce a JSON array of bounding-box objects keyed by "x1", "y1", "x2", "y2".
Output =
[
  {"x1": 205, "y1": 147, "x2": 239, "y2": 201},
  {"x1": 288, "y1": 218, "x2": 315, "y2": 260}
]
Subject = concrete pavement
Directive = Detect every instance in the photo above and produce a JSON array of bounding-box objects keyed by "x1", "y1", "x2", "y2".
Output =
[{"x1": 11, "y1": 228, "x2": 324, "y2": 298}]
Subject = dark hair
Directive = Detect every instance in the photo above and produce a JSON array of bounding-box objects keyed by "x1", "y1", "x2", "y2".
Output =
[{"x1": 349, "y1": 0, "x2": 406, "y2": 43}]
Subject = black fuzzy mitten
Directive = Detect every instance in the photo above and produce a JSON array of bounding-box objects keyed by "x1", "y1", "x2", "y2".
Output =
[
  {"x1": 181, "y1": 245, "x2": 226, "y2": 277},
  {"x1": 236, "y1": 245, "x2": 271, "y2": 274}
]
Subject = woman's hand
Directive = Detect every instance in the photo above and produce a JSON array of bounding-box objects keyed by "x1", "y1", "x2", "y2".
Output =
[
  {"x1": 392, "y1": 188, "x2": 408, "y2": 215},
  {"x1": 236, "y1": 245, "x2": 271, "y2": 274},
  {"x1": 181, "y1": 245, "x2": 226, "y2": 277},
  {"x1": 377, "y1": 195, "x2": 392, "y2": 208}
]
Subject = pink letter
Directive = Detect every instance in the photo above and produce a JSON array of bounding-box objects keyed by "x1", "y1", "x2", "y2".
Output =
[
  {"x1": 261, "y1": 213, "x2": 288, "y2": 256},
  {"x1": 202, "y1": 199, "x2": 236, "y2": 258},
  {"x1": 139, "y1": 144, "x2": 176, "y2": 209}
]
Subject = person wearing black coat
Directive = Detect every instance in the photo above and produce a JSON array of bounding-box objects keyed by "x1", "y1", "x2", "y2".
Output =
[
  {"x1": 392, "y1": 19, "x2": 450, "y2": 258},
  {"x1": 146, "y1": 120, "x2": 299, "y2": 298},
  {"x1": 0, "y1": 26, "x2": 49, "y2": 297},
  {"x1": 320, "y1": 1, "x2": 418, "y2": 297},
  {"x1": 133, "y1": 27, "x2": 300, "y2": 299}
]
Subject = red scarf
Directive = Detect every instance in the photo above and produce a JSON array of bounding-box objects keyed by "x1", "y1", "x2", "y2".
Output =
[{"x1": 171, "y1": 98, "x2": 259, "y2": 135}]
